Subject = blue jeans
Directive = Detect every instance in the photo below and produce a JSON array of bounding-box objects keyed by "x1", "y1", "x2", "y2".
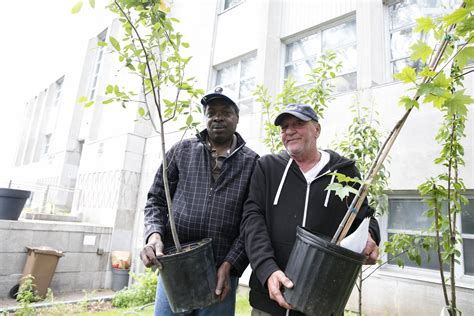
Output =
[{"x1": 154, "y1": 275, "x2": 239, "y2": 316}]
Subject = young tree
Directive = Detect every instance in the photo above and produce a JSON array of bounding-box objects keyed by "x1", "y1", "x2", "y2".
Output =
[
  {"x1": 334, "y1": 96, "x2": 389, "y2": 315},
  {"x1": 383, "y1": 2, "x2": 474, "y2": 315},
  {"x1": 254, "y1": 51, "x2": 341, "y2": 153},
  {"x1": 73, "y1": 0, "x2": 204, "y2": 252}
]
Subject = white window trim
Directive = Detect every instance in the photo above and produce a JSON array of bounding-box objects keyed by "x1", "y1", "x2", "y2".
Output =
[
  {"x1": 282, "y1": 14, "x2": 357, "y2": 94},
  {"x1": 88, "y1": 29, "x2": 108, "y2": 100},
  {"x1": 218, "y1": 0, "x2": 245, "y2": 14},
  {"x1": 381, "y1": 191, "x2": 474, "y2": 281},
  {"x1": 384, "y1": 0, "x2": 463, "y2": 81},
  {"x1": 213, "y1": 51, "x2": 257, "y2": 112}
]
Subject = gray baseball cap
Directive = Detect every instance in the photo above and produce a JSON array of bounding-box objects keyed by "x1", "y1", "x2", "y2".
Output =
[{"x1": 274, "y1": 103, "x2": 319, "y2": 126}]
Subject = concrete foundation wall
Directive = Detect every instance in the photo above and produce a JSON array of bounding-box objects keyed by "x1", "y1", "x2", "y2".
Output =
[
  {"x1": 346, "y1": 269, "x2": 474, "y2": 315},
  {"x1": 0, "y1": 219, "x2": 113, "y2": 299}
]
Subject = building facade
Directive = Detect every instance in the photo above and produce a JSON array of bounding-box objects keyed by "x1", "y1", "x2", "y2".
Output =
[{"x1": 6, "y1": 0, "x2": 473, "y2": 314}]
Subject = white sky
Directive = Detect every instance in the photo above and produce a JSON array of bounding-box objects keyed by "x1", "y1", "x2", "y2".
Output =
[{"x1": 0, "y1": 1, "x2": 113, "y2": 178}]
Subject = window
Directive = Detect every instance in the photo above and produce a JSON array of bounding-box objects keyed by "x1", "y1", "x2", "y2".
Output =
[
  {"x1": 387, "y1": 194, "x2": 473, "y2": 275},
  {"x1": 43, "y1": 134, "x2": 51, "y2": 155},
  {"x1": 88, "y1": 30, "x2": 107, "y2": 100},
  {"x1": 284, "y1": 19, "x2": 357, "y2": 94},
  {"x1": 223, "y1": 0, "x2": 242, "y2": 11},
  {"x1": 388, "y1": 0, "x2": 461, "y2": 76},
  {"x1": 215, "y1": 55, "x2": 256, "y2": 114},
  {"x1": 53, "y1": 77, "x2": 64, "y2": 107},
  {"x1": 461, "y1": 200, "x2": 474, "y2": 275}
]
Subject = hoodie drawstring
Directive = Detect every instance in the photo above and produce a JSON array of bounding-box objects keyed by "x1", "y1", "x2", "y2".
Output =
[
  {"x1": 324, "y1": 170, "x2": 337, "y2": 207},
  {"x1": 273, "y1": 158, "x2": 293, "y2": 205}
]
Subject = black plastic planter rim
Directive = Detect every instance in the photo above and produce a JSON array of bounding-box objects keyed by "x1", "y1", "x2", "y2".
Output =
[
  {"x1": 160, "y1": 238, "x2": 213, "y2": 263},
  {"x1": 296, "y1": 226, "x2": 367, "y2": 264}
]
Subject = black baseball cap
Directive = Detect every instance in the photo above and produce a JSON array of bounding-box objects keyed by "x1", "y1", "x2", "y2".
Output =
[
  {"x1": 201, "y1": 86, "x2": 239, "y2": 113},
  {"x1": 274, "y1": 103, "x2": 319, "y2": 126}
]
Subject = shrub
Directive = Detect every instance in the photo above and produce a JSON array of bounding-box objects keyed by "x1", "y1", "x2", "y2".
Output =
[{"x1": 112, "y1": 268, "x2": 158, "y2": 308}]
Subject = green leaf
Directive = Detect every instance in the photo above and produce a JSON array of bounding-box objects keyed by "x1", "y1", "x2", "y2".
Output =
[
  {"x1": 97, "y1": 41, "x2": 108, "y2": 47},
  {"x1": 419, "y1": 67, "x2": 436, "y2": 77},
  {"x1": 71, "y1": 1, "x2": 83, "y2": 14},
  {"x1": 186, "y1": 115, "x2": 193, "y2": 125},
  {"x1": 399, "y1": 96, "x2": 419, "y2": 110},
  {"x1": 84, "y1": 100, "x2": 94, "y2": 108},
  {"x1": 410, "y1": 40, "x2": 432, "y2": 63},
  {"x1": 443, "y1": 8, "x2": 469, "y2": 26},
  {"x1": 444, "y1": 90, "x2": 474, "y2": 116},
  {"x1": 182, "y1": 42, "x2": 190, "y2": 48},
  {"x1": 455, "y1": 46, "x2": 474, "y2": 69},
  {"x1": 432, "y1": 72, "x2": 452, "y2": 89},
  {"x1": 109, "y1": 36, "x2": 121, "y2": 51},
  {"x1": 77, "y1": 95, "x2": 88, "y2": 103},
  {"x1": 414, "y1": 17, "x2": 435, "y2": 33},
  {"x1": 106, "y1": 85, "x2": 114, "y2": 94},
  {"x1": 424, "y1": 93, "x2": 449, "y2": 109},
  {"x1": 138, "y1": 107, "x2": 145, "y2": 117},
  {"x1": 89, "y1": 0, "x2": 95, "y2": 8},
  {"x1": 326, "y1": 183, "x2": 359, "y2": 201},
  {"x1": 102, "y1": 98, "x2": 114, "y2": 104},
  {"x1": 394, "y1": 66, "x2": 417, "y2": 84}
]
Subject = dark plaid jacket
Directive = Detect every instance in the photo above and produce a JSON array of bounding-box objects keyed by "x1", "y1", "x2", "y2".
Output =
[{"x1": 144, "y1": 129, "x2": 259, "y2": 276}]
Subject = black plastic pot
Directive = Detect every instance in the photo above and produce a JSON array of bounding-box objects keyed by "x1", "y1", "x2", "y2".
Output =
[
  {"x1": 0, "y1": 188, "x2": 31, "y2": 220},
  {"x1": 283, "y1": 226, "x2": 366, "y2": 316},
  {"x1": 159, "y1": 238, "x2": 219, "y2": 313}
]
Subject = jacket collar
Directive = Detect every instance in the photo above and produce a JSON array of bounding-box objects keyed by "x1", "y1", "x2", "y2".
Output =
[{"x1": 196, "y1": 129, "x2": 246, "y2": 152}]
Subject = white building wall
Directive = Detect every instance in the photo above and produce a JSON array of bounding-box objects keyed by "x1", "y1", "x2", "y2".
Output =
[{"x1": 5, "y1": 0, "x2": 474, "y2": 311}]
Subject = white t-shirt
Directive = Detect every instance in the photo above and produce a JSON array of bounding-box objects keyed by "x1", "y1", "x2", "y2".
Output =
[{"x1": 303, "y1": 150, "x2": 330, "y2": 183}]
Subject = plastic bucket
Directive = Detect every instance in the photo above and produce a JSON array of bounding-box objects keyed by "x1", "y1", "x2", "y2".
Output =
[
  {"x1": 159, "y1": 238, "x2": 218, "y2": 313},
  {"x1": 283, "y1": 226, "x2": 366, "y2": 316},
  {"x1": 111, "y1": 268, "x2": 130, "y2": 291},
  {"x1": 0, "y1": 188, "x2": 31, "y2": 220}
]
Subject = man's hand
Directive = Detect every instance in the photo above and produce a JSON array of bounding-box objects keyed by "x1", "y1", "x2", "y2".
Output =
[
  {"x1": 139, "y1": 233, "x2": 164, "y2": 268},
  {"x1": 364, "y1": 234, "x2": 379, "y2": 265},
  {"x1": 267, "y1": 270, "x2": 293, "y2": 309},
  {"x1": 215, "y1": 261, "x2": 232, "y2": 301}
]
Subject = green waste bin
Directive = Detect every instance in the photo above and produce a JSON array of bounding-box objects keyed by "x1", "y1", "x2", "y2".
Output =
[{"x1": 20, "y1": 246, "x2": 65, "y2": 298}]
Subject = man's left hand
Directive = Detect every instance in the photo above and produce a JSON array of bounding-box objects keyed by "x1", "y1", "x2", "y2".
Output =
[
  {"x1": 364, "y1": 234, "x2": 379, "y2": 264},
  {"x1": 215, "y1": 261, "x2": 232, "y2": 300}
]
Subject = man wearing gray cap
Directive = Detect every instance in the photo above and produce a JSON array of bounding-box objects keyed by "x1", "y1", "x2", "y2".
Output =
[
  {"x1": 140, "y1": 86, "x2": 259, "y2": 315},
  {"x1": 242, "y1": 103, "x2": 380, "y2": 315}
]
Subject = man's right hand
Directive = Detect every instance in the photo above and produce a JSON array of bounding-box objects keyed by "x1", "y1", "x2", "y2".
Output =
[
  {"x1": 139, "y1": 233, "x2": 164, "y2": 268},
  {"x1": 267, "y1": 270, "x2": 294, "y2": 310}
]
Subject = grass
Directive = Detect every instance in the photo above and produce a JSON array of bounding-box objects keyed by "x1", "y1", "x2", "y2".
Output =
[{"x1": 236, "y1": 286, "x2": 251, "y2": 316}]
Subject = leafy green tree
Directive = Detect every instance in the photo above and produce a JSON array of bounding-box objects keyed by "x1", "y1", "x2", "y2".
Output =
[
  {"x1": 254, "y1": 51, "x2": 341, "y2": 153},
  {"x1": 333, "y1": 96, "x2": 390, "y2": 315},
  {"x1": 384, "y1": 2, "x2": 474, "y2": 315},
  {"x1": 74, "y1": 0, "x2": 205, "y2": 251}
]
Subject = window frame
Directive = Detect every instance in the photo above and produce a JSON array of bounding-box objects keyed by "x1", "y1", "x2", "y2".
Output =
[
  {"x1": 88, "y1": 29, "x2": 107, "y2": 100},
  {"x1": 282, "y1": 14, "x2": 358, "y2": 94},
  {"x1": 385, "y1": 0, "x2": 463, "y2": 80},
  {"x1": 43, "y1": 133, "x2": 52, "y2": 155},
  {"x1": 383, "y1": 191, "x2": 474, "y2": 280},
  {"x1": 213, "y1": 52, "x2": 257, "y2": 115},
  {"x1": 219, "y1": 0, "x2": 244, "y2": 13},
  {"x1": 53, "y1": 76, "x2": 64, "y2": 108}
]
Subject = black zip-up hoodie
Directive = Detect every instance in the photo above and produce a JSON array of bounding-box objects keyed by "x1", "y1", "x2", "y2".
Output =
[{"x1": 241, "y1": 150, "x2": 380, "y2": 316}]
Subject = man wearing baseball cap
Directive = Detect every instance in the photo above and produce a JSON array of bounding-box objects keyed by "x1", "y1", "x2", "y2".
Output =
[
  {"x1": 242, "y1": 103, "x2": 381, "y2": 315},
  {"x1": 141, "y1": 86, "x2": 259, "y2": 315}
]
